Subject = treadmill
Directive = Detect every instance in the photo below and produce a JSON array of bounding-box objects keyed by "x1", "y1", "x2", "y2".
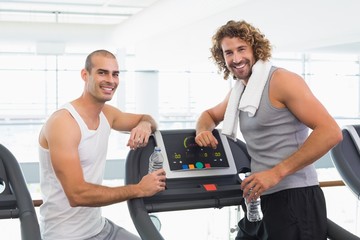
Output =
[
  {"x1": 125, "y1": 129, "x2": 250, "y2": 240},
  {"x1": 0, "y1": 144, "x2": 41, "y2": 240},
  {"x1": 125, "y1": 129, "x2": 359, "y2": 240}
]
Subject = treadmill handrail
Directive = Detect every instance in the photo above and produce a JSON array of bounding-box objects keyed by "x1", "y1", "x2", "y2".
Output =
[
  {"x1": 126, "y1": 145, "x2": 165, "y2": 240},
  {"x1": 0, "y1": 144, "x2": 41, "y2": 240}
]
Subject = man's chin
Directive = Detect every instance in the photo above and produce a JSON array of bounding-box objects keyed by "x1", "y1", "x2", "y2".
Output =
[
  {"x1": 233, "y1": 70, "x2": 252, "y2": 80},
  {"x1": 97, "y1": 96, "x2": 113, "y2": 103},
  {"x1": 233, "y1": 74, "x2": 248, "y2": 80}
]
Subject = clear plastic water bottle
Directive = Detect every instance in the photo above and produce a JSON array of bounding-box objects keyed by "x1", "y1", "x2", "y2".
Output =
[
  {"x1": 148, "y1": 146, "x2": 164, "y2": 173},
  {"x1": 244, "y1": 172, "x2": 263, "y2": 222}
]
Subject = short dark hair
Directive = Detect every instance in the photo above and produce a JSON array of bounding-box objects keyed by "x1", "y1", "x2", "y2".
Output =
[
  {"x1": 85, "y1": 49, "x2": 117, "y2": 72},
  {"x1": 211, "y1": 20, "x2": 272, "y2": 79}
]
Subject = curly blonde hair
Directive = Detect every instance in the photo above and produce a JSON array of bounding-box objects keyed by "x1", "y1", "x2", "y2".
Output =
[{"x1": 211, "y1": 20, "x2": 272, "y2": 79}]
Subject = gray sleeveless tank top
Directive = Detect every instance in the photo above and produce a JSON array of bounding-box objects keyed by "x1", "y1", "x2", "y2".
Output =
[{"x1": 239, "y1": 66, "x2": 319, "y2": 195}]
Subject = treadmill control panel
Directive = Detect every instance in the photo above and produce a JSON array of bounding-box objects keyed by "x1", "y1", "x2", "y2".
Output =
[
  {"x1": 162, "y1": 130, "x2": 229, "y2": 171},
  {"x1": 154, "y1": 129, "x2": 237, "y2": 179}
]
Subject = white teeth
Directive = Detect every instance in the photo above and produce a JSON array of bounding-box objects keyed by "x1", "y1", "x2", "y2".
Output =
[{"x1": 235, "y1": 63, "x2": 245, "y2": 69}]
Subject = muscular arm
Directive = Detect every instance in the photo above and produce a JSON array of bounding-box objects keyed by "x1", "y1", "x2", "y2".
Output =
[
  {"x1": 195, "y1": 91, "x2": 231, "y2": 148},
  {"x1": 241, "y1": 69, "x2": 343, "y2": 200},
  {"x1": 272, "y1": 70, "x2": 342, "y2": 177},
  {"x1": 40, "y1": 110, "x2": 165, "y2": 207},
  {"x1": 103, "y1": 104, "x2": 158, "y2": 149}
]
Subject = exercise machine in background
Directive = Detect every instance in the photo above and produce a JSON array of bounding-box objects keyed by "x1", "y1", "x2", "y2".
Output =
[
  {"x1": 0, "y1": 144, "x2": 41, "y2": 240},
  {"x1": 126, "y1": 129, "x2": 360, "y2": 240}
]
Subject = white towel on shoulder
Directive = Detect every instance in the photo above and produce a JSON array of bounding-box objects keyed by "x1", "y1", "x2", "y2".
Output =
[
  {"x1": 222, "y1": 60, "x2": 272, "y2": 141},
  {"x1": 222, "y1": 79, "x2": 245, "y2": 141}
]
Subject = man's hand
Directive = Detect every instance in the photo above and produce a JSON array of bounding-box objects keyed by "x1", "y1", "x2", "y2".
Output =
[
  {"x1": 127, "y1": 121, "x2": 152, "y2": 149},
  {"x1": 241, "y1": 169, "x2": 281, "y2": 202},
  {"x1": 195, "y1": 130, "x2": 218, "y2": 149},
  {"x1": 137, "y1": 169, "x2": 166, "y2": 197}
]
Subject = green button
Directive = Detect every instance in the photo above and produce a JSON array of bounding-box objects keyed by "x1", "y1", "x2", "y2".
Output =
[{"x1": 195, "y1": 162, "x2": 204, "y2": 169}]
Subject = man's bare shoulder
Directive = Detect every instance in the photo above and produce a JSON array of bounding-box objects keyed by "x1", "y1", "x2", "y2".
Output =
[
  {"x1": 269, "y1": 67, "x2": 309, "y2": 107},
  {"x1": 46, "y1": 108, "x2": 74, "y2": 125},
  {"x1": 40, "y1": 109, "x2": 80, "y2": 149},
  {"x1": 271, "y1": 67, "x2": 305, "y2": 89},
  {"x1": 272, "y1": 67, "x2": 300, "y2": 79},
  {"x1": 43, "y1": 109, "x2": 80, "y2": 136},
  {"x1": 102, "y1": 103, "x2": 123, "y2": 123}
]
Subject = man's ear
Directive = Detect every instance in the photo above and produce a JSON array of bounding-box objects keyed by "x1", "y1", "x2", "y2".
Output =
[{"x1": 81, "y1": 68, "x2": 88, "y2": 81}]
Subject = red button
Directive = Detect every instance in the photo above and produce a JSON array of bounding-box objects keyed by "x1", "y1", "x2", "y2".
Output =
[{"x1": 203, "y1": 184, "x2": 217, "y2": 191}]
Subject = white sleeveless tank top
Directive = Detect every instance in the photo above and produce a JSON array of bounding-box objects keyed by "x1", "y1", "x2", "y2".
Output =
[{"x1": 39, "y1": 103, "x2": 111, "y2": 240}]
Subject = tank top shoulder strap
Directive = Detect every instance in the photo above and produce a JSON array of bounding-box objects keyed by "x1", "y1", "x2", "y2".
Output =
[
  {"x1": 263, "y1": 66, "x2": 279, "y2": 97},
  {"x1": 61, "y1": 102, "x2": 87, "y2": 130}
]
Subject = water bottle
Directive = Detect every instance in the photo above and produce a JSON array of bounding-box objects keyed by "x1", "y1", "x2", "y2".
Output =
[
  {"x1": 148, "y1": 146, "x2": 164, "y2": 173},
  {"x1": 244, "y1": 172, "x2": 263, "y2": 222}
]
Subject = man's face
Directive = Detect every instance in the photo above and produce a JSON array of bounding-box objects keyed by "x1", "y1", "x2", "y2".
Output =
[
  {"x1": 221, "y1": 37, "x2": 256, "y2": 82},
  {"x1": 84, "y1": 55, "x2": 120, "y2": 103}
]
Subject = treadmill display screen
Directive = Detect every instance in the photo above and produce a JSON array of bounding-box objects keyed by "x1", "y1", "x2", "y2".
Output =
[{"x1": 161, "y1": 130, "x2": 229, "y2": 171}]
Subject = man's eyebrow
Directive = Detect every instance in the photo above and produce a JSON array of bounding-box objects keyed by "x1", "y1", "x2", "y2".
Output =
[
  {"x1": 97, "y1": 69, "x2": 119, "y2": 74},
  {"x1": 97, "y1": 68, "x2": 109, "y2": 73}
]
